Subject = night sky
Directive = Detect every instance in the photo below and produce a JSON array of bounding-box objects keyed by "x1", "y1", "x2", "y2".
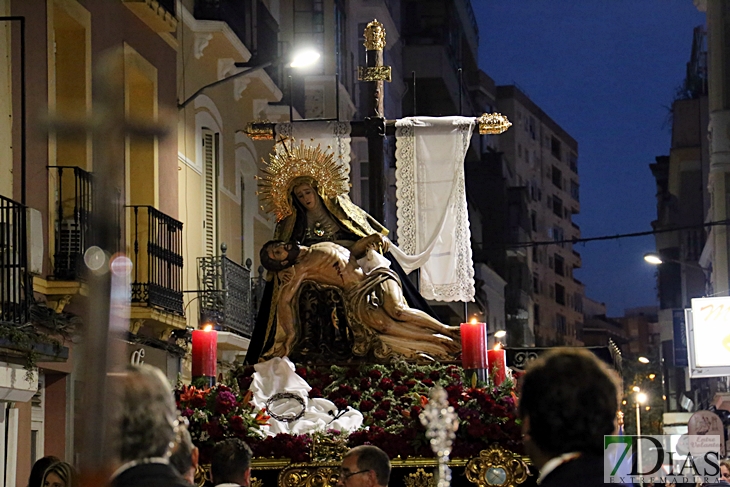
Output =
[{"x1": 472, "y1": 1, "x2": 706, "y2": 316}]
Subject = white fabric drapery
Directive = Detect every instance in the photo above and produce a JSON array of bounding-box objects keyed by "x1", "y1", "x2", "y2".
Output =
[
  {"x1": 249, "y1": 357, "x2": 363, "y2": 437},
  {"x1": 275, "y1": 121, "x2": 352, "y2": 178},
  {"x1": 394, "y1": 116, "x2": 476, "y2": 302}
]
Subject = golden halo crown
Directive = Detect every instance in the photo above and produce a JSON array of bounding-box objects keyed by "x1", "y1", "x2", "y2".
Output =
[{"x1": 257, "y1": 139, "x2": 350, "y2": 222}]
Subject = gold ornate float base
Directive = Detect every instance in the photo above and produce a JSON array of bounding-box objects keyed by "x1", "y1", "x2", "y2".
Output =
[{"x1": 196, "y1": 445, "x2": 530, "y2": 487}]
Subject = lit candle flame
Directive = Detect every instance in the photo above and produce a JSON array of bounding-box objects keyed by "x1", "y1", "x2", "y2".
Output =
[
  {"x1": 493, "y1": 343, "x2": 502, "y2": 351},
  {"x1": 203, "y1": 323, "x2": 213, "y2": 332},
  {"x1": 469, "y1": 317, "x2": 478, "y2": 324}
]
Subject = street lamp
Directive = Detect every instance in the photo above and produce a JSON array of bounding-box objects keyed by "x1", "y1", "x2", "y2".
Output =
[
  {"x1": 638, "y1": 356, "x2": 650, "y2": 364},
  {"x1": 643, "y1": 253, "x2": 664, "y2": 265},
  {"x1": 643, "y1": 251, "x2": 710, "y2": 308},
  {"x1": 178, "y1": 49, "x2": 321, "y2": 109}
]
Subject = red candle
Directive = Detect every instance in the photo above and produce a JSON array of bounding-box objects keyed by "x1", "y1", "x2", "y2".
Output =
[
  {"x1": 460, "y1": 321, "x2": 488, "y2": 369},
  {"x1": 192, "y1": 326, "x2": 217, "y2": 378},
  {"x1": 487, "y1": 345, "x2": 507, "y2": 386}
]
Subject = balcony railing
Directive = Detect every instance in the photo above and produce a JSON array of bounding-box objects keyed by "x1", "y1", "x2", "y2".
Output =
[
  {"x1": 198, "y1": 246, "x2": 264, "y2": 338},
  {"x1": 48, "y1": 166, "x2": 92, "y2": 281},
  {"x1": 0, "y1": 195, "x2": 32, "y2": 326},
  {"x1": 127, "y1": 206, "x2": 184, "y2": 315}
]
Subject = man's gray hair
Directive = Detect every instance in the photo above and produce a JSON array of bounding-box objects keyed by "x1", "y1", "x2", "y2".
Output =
[{"x1": 114, "y1": 365, "x2": 178, "y2": 462}]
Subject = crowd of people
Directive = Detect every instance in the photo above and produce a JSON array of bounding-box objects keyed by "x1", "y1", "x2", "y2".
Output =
[{"x1": 24, "y1": 349, "x2": 730, "y2": 487}]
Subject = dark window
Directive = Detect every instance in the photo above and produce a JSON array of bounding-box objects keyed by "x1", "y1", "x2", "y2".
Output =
[
  {"x1": 552, "y1": 166, "x2": 562, "y2": 189},
  {"x1": 533, "y1": 273, "x2": 539, "y2": 294},
  {"x1": 555, "y1": 283, "x2": 565, "y2": 305},
  {"x1": 574, "y1": 293, "x2": 583, "y2": 313},
  {"x1": 556, "y1": 313, "x2": 566, "y2": 335},
  {"x1": 551, "y1": 136, "x2": 562, "y2": 160},
  {"x1": 569, "y1": 153, "x2": 578, "y2": 173},
  {"x1": 554, "y1": 254, "x2": 564, "y2": 276},
  {"x1": 534, "y1": 304, "x2": 540, "y2": 326},
  {"x1": 571, "y1": 180, "x2": 580, "y2": 201},
  {"x1": 531, "y1": 211, "x2": 537, "y2": 232},
  {"x1": 552, "y1": 196, "x2": 563, "y2": 218}
]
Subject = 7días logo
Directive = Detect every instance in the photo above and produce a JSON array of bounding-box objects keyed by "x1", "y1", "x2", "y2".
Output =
[{"x1": 604, "y1": 435, "x2": 721, "y2": 484}]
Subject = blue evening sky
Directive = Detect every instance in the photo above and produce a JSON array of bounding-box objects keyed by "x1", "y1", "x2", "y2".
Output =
[{"x1": 473, "y1": 1, "x2": 706, "y2": 316}]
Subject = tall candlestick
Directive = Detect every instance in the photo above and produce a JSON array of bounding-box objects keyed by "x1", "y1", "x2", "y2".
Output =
[
  {"x1": 460, "y1": 321, "x2": 488, "y2": 383},
  {"x1": 487, "y1": 346, "x2": 507, "y2": 386},
  {"x1": 192, "y1": 326, "x2": 217, "y2": 386}
]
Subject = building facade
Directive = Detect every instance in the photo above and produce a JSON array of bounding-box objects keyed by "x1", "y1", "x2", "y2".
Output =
[{"x1": 494, "y1": 85, "x2": 584, "y2": 347}]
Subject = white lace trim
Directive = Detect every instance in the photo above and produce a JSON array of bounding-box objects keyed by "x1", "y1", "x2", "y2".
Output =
[
  {"x1": 275, "y1": 121, "x2": 352, "y2": 179},
  {"x1": 394, "y1": 117, "x2": 476, "y2": 302}
]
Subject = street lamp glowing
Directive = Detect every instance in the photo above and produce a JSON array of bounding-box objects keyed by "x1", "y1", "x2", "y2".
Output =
[
  {"x1": 494, "y1": 330, "x2": 507, "y2": 338},
  {"x1": 643, "y1": 253, "x2": 663, "y2": 265},
  {"x1": 632, "y1": 386, "x2": 641, "y2": 392},
  {"x1": 648, "y1": 373, "x2": 656, "y2": 380},
  {"x1": 636, "y1": 392, "x2": 648, "y2": 404},
  {"x1": 638, "y1": 356, "x2": 650, "y2": 364},
  {"x1": 290, "y1": 49, "x2": 321, "y2": 68}
]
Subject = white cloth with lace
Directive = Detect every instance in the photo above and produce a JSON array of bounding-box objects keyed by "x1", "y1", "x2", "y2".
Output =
[
  {"x1": 275, "y1": 121, "x2": 352, "y2": 177},
  {"x1": 249, "y1": 357, "x2": 363, "y2": 437},
  {"x1": 394, "y1": 116, "x2": 476, "y2": 302}
]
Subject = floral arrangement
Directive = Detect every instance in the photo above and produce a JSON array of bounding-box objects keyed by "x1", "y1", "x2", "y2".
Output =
[
  {"x1": 176, "y1": 361, "x2": 522, "y2": 462},
  {"x1": 175, "y1": 384, "x2": 312, "y2": 463}
]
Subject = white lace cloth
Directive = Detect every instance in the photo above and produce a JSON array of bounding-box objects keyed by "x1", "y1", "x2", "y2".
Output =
[
  {"x1": 394, "y1": 116, "x2": 476, "y2": 302},
  {"x1": 275, "y1": 121, "x2": 352, "y2": 178},
  {"x1": 249, "y1": 357, "x2": 363, "y2": 437}
]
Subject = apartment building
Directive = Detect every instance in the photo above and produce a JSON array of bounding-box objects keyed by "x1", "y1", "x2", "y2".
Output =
[
  {"x1": 650, "y1": 26, "x2": 713, "y2": 413},
  {"x1": 495, "y1": 85, "x2": 584, "y2": 347}
]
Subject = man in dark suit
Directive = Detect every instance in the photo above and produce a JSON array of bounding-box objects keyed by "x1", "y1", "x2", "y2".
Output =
[
  {"x1": 518, "y1": 348, "x2": 625, "y2": 486},
  {"x1": 109, "y1": 365, "x2": 192, "y2": 487}
]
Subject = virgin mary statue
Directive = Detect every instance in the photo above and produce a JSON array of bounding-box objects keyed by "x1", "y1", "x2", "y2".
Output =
[{"x1": 244, "y1": 140, "x2": 439, "y2": 363}]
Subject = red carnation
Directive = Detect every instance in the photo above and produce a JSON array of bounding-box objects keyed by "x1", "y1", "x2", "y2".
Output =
[
  {"x1": 360, "y1": 378, "x2": 372, "y2": 389},
  {"x1": 393, "y1": 385, "x2": 409, "y2": 396},
  {"x1": 378, "y1": 378, "x2": 394, "y2": 391},
  {"x1": 379, "y1": 400, "x2": 391, "y2": 411},
  {"x1": 368, "y1": 369, "x2": 382, "y2": 380},
  {"x1": 413, "y1": 371, "x2": 426, "y2": 380},
  {"x1": 372, "y1": 410, "x2": 388, "y2": 421},
  {"x1": 309, "y1": 387, "x2": 323, "y2": 398},
  {"x1": 359, "y1": 399, "x2": 375, "y2": 412},
  {"x1": 230, "y1": 415, "x2": 247, "y2": 434},
  {"x1": 422, "y1": 378, "x2": 434, "y2": 387},
  {"x1": 429, "y1": 370, "x2": 441, "y2": 380},
  {"x1": 372, "y1": 391, "x2": 385, "y2": 401},
  {"x1": 334, "y1": 398, "x2": 349, "y2": 410}
]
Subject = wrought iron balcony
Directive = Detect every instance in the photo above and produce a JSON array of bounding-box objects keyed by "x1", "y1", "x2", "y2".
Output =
[
  {"x1": 48, "y1": 166, "x2": 92, "y2": 281},
  {"x1": 0, "y1": 195, "x2": 32, "y2": 326},
  {"x1": 127, "y1": 205, "x2": 184, "y2": 315},
  {"x1": 197, "y1": 245, "x2": 264, "y2": 338}
]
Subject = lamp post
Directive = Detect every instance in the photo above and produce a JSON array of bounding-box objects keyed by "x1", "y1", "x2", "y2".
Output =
[
  {"x1": 635, "y1": 391, "x2": 648, "y2": 485},
  {"x1": 178, "y1": 49, "x2": 321, "y2": 109},
  {"x1": 643, "y1": 252, "x2": 709, "y2": 308}
]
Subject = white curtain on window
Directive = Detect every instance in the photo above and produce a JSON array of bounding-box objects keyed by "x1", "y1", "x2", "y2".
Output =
[{"x1": 394, "y1": 116, "x2": 476, "y2": 302}]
